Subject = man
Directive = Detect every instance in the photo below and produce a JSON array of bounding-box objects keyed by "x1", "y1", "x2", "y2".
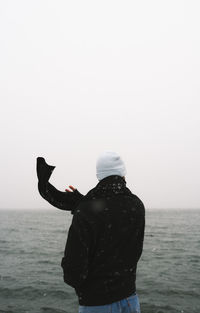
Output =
[{"x1": 36, "y1": 151, "x2": 145, "y2": 313}]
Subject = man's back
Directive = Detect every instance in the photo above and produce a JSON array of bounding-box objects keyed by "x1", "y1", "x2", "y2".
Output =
[{"x1": 62, "y1": 175, "x2": 145, "y2": 306}]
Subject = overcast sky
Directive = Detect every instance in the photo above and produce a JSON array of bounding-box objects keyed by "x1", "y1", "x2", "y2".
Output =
[{"x1": 0, "y1": 0, "x2": 199, "y2": 210}]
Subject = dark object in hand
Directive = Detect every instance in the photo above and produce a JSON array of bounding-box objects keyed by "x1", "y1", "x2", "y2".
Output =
[{"x1": 36, "y1": 157, "x2": 56, "y2": 182}]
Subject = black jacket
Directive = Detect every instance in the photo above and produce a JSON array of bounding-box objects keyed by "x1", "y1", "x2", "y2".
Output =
[{"x1": 36, "y1": 157, "x2": 145, "y2": 306}]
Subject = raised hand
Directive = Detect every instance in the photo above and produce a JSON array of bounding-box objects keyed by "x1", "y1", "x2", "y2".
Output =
[{"x1": 65, "y1": 185, "x2": 77, "y2": 192}]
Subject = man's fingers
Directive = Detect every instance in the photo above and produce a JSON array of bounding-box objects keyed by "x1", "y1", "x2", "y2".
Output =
[
  {"x1": 65, "y1": 185, "x2": 77, "y2": 192},
  {"x1": 69, "y1": 185, "x2": 76, "y2": 191}
]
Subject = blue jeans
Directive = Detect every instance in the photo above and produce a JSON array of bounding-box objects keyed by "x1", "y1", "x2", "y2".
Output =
[{"x1": 78, "y1": 292, "x2": 140, "y2": 313}]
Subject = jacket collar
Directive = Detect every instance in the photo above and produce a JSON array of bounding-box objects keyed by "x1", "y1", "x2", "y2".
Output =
[
  {"x1": 85, "y1": 175, "x2": 132, "y2": 199},
  {"x1": 96, "y1": 175, "x2": 126, "y2": 188}
]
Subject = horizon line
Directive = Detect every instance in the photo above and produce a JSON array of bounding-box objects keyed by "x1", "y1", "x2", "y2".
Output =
[{"x1": 0, "y1": 207, "x2": 200, "y2": 211}]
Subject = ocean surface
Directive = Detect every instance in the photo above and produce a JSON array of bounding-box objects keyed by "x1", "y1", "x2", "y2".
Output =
[{"x1": 0, "y1": 209, "x2": 199, "y2": 313}]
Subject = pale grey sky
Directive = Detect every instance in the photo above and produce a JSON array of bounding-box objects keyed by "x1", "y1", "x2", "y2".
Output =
[{"x1": 0, "y1": 0, "x2": 199, "y2": 210}]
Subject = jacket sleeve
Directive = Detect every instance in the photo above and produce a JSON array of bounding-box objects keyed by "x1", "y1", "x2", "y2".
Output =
[
  {"x1": 61, "y1": 210, "x2": 93, "y2": 290},
  {"x1": 135, "y1": 200, "x2": 145, "y2": 263},
  {"x1": 36, "y1": 157, "x2": 84, "y2": 213},
  {"x1": 135, "y1": 213, "x2": 145, "y2": 262}
]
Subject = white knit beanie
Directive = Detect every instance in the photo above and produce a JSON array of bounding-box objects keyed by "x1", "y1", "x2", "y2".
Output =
[{"x1": 96, "y1": 151, "x2": 127, "y2": 181}]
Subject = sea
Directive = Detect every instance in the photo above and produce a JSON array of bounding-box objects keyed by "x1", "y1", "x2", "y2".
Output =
[{"x1": 0, "y1": 209, "x2": 199, "y2": 313}]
